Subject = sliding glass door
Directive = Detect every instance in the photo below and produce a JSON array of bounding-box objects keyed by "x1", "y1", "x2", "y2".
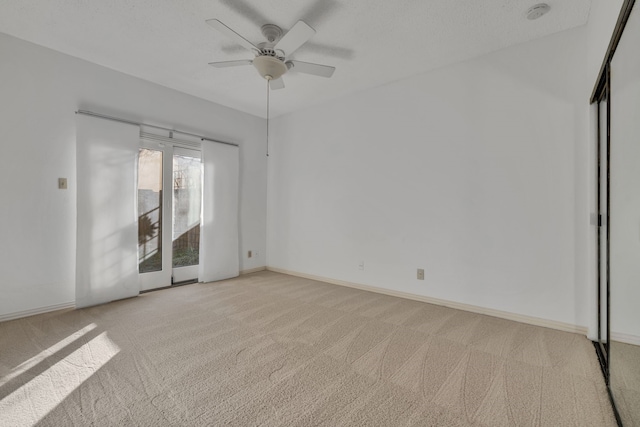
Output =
[{"x1": 138, "y1": 141, "x2": 202, "y2": 291}]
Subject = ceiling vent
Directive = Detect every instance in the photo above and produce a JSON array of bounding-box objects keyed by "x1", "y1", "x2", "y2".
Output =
[{"x1": 527, "y1": 3, "x2": 551, "y2": 20}]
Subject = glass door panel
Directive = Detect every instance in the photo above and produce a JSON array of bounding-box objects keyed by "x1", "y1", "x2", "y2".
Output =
[
  {"x1": 172, "y1": 148, "x2": 202, "y2": 283},
  {"x1": 138, "y1": 148, "x2": 163, "y2": 273},
  {"x1": 138, "y1": 142, "x2": 172, "y2": 291}
]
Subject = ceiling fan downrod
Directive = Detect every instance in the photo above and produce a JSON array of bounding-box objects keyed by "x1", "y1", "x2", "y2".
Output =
[{"x1": 266, "y1": 78, "x2": 270, "y2": 157}]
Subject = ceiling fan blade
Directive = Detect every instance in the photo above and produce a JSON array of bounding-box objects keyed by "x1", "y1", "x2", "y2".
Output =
[
  {"x1": 288, "y1": 60, "x2": 335, "y2": 78},
  {"x1": 206, "y1": 19, "x2": 259, "y2": 54},
  {"x1": 208, "y1": 60, "x2": 253, "y2": 68},
  {"x1": 219, "y1": 0, "x2": 270, "y2": 28},
  {"x1": 269, "y1": 78, "x2": 285, "y2": 90},
  {"x1": 273, "y1": 20, "x2": 315, "y2": 56}
]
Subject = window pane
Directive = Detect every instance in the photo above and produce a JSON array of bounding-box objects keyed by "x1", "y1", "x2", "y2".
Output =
[
  {"x1": 172, "y1": 154, "x2": 201, "y2": 267},
  {"x1": 138, "y1": 149, "x2": 163, "y2": 273}
]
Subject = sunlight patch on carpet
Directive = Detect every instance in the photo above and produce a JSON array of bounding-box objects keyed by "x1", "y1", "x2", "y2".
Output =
[{"x1": 0, "y1": 328, "x2": 119, "y2": 425}]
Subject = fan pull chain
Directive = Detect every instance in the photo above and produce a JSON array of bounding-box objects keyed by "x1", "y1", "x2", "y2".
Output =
[{"x1": 266, "y1": 79, "x2": 270, "y2": 157}]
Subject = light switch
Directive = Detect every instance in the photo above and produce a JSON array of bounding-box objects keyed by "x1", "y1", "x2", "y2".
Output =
[{"x1": 58, "y1": 178, "x2": 68, "y2": 189}]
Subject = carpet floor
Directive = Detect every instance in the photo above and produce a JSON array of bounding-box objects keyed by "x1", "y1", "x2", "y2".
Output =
[{"x1": 0, "y1": 271, "x2": 617, "y2": 426}]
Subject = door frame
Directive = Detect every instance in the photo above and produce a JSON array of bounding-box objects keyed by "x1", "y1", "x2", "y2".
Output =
[{"x1": 594, "y1": 67, "x2": 610, "y2": 378}]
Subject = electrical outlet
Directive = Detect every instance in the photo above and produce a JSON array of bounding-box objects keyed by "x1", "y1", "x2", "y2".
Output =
[
  {"x1": 358, "y1": 261, "x2": 365, "y2": 271},
  {"x1": 254, "y1": 250, "x2": 259, "y2": 258},
  {"x1": 417, "y1": 269, "x2": 424, "y2": 280},
  {"x1": 58, "y1": 178, "x2": 68, "y2": 189}
]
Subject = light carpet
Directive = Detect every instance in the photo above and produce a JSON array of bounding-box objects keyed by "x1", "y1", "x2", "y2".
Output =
[{"x1": 0, "y1": 271, "x2": 617, "y2": 426}]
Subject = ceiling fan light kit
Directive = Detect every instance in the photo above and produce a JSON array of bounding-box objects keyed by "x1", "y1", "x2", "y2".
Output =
[{"x1": 253, "y1": 55, "x2": 288, "y2": 80}]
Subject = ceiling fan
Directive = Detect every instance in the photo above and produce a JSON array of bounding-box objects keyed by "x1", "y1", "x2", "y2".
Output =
[{"x1": 206, "y1": 18, "x2": 336, "y2": 90}]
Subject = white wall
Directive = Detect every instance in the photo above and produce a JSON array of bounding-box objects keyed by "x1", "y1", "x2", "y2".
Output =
[
  {"x1": 268, "y1": 26, "x2": 590, "y2": 328},
  {"x1": 0, "y1": 33, "x2": 267, "y2": 319}
]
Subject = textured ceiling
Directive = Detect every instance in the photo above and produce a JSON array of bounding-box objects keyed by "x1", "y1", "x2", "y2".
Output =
[{"x1": 0, "y1": 0, "x2": 591, "y2": 118}]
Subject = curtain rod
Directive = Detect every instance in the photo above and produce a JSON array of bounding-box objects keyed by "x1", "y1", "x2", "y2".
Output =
[{"x1": 75, "y1": 110, "x2": 239, "y2": 147}]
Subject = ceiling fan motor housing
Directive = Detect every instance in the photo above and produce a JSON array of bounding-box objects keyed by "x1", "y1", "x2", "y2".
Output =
[{"x1": 257, "y1": 45, "x2": 284, "y2": 60}]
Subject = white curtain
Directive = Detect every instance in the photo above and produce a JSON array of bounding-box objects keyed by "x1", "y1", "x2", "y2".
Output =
[
  {"x1": 199, "y1": 141, "x2": 240, "y2": 282},
  {"x1": 76, "y1": 115, "x2": 140, "y2": 308}
]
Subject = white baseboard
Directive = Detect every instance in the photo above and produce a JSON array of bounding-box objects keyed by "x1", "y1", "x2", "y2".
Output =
[
  {"x1": 611, "y1": 331, "x2": 640, "y2": 346},
  {"x1": 1, "y1": 269, "x2": 267, "y2": 323},
  {"x1": 0, "y1": 302, "x2": 76, "y2": 323},
  {"x1": 240, "y1": 266, "x2": 267, "y2": 275},
  {"x1": 267, "y1": 267, "x2": 588, "y2": 336},
  {"x1": 1, "y1": 267, "x2": 597, "y2": 339}
]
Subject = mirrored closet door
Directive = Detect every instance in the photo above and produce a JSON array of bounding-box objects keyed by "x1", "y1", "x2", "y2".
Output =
[
  {"x1": 593, "y1": 1, "x2": 640, "y2": 425},
  {"x1": 609, "y1": 1, "x2": 640, "y2": 424}
]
